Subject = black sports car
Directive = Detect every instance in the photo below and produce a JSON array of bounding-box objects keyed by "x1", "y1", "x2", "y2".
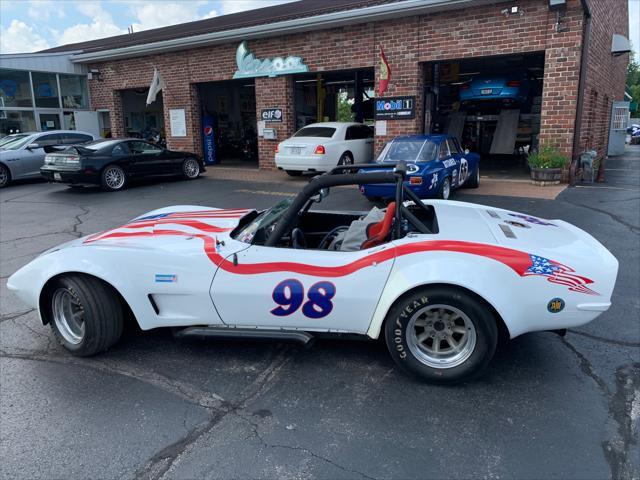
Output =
[{"x1": 40, "y1": 138, "x2": 205, "y2": 191}]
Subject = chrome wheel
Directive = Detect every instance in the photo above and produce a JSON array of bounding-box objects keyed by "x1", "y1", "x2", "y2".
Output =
[
  {"x1": 104, "y1": 166, "x2": 125, "y2": 190},
  {"x1": 406, "y1": 304, "x2": 476, "y2": 369},
  {"x1": 442, "y1": 178, "x2": 450, "y2": 200},
  {"x1": 52, "y1": 287, "x2": 86, "y2": 345},
  {"x1": 0, "y1": 165, "x2": 9, "y2": 188},
  {"x1": 339, "y1": 154, "x2": 354, "y2": 166},
  {"x1": 183, "y1": 158, "x2": 200, "y2": 179}
]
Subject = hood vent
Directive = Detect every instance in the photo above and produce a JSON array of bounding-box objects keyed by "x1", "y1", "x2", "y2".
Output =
[{"x1": 499, "y1": 224, "x2": 517, "y2": 239}]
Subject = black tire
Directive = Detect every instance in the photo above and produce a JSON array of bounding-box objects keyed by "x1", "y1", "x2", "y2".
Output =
[
  {"x1": 438, "y1": 176, "x2": 451, "y2": 200},
  {"x1": 48, "y1": 274, "x2": 124, "y2": 356},
  {"x1": 384, "y1": 286, "x2": 498, "y2": 384},
  {"x1": 338, "y1": 152, "x2": 354, "y2": 166},
  {"x1": 0, "y1": 163, "x2": 11, "y2": 188},
  {"x1": 182, "y1": 157, "x2": 201, "y2": 180},
  {"x1": 465, "y1": 167, "x2": 480, "y2": 188},
  {"x1": 285, "y1": 170, "x2": 303, "y2": 177},
  {"x1": 101, "y1": 165, "x2": 127, "y2": 191}
]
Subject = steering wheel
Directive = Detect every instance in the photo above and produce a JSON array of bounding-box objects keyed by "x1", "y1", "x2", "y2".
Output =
[
  {"x1": 317, "y1": 226, "x2": 349, "y2": 250},
  {"x1": 291, "y1": 228, "x2": 307, "y2": 249}
]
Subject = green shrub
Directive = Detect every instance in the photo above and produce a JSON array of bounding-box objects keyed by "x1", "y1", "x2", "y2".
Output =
[{"x1": 528, "y1": 144, "x2": 568, "y2": 169}]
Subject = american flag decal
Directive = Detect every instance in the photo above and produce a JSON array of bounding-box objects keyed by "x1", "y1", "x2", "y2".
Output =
[{"x1": 524, "y1": 254, "x2": 597, "y2": 295}]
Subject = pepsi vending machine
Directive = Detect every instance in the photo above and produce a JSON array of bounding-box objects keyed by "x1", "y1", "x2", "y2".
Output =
[{"x1": 202, "y1": 114, "x2": 218, "y2": 165}]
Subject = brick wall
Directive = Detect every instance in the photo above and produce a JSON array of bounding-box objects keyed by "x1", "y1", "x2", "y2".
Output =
[
  {"x1": 86, "y1": 0, "x2": 626, "y2": 171},
  {"x1": 578, "y1": 0, "x2": 629, "y2": 161}
]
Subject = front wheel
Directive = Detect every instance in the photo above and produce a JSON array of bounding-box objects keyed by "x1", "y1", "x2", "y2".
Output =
[
  {"x1": 438, "y1": 177, "x2": 451, "y2": 200},
  {"x1": 48, "y1": 274, "x2": 124, "y2": 356},
  {"x1": 101, "y1": 165, "x2": 126, "y2": 191},
  {"x1": 182, "y1": 157, "x2": 200, "y2": 180},
  {"x1": 0, "y1": 163, "x2": 10, "y2": 188},
  {"x1": 384, "y1": 286, "x2": 498, "y2": 383}
]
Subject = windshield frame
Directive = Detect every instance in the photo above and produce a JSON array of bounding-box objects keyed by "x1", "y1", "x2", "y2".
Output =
[
  {"x1": 233, "y1": 197, "x2": 294, "y2": 245},
  {"x1": 376, "y1": 139, "x2": 437, "y2": 163}
]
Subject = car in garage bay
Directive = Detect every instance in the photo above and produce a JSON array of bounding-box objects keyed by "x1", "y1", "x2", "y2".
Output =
[
  {"x1": 459, "y1": 72, "x2": 532, "y2": 107},
  {"x1": 0, "y1": 130, "x2": 97, "y2": 188},
  {"x1": 40, "y1": 138, "x2": 204, "y2": 191},
  {"x1": 275, "y1": 122, "x2": 374, "y2": 176},
  {"x1": 359, "y1": 134, "x2": 480, "y2": 201}
]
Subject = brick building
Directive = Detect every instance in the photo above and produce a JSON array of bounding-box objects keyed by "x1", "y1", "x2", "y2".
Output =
[{"x1": 37, "y1": 0, "x2": 628, "y2": 178}]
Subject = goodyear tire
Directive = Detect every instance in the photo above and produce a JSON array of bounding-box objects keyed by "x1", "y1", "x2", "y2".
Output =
[
  {"x1": 384, "y1": 286, "x2": 497, "y2": 383},
  {"x1": 48, "y1": 274, "x2": 124, "y2": 356}
]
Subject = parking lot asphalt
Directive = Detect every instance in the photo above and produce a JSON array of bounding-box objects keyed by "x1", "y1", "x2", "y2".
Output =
[{"x1": 1, "y1": 148, "x2": 638, "y2": 480}]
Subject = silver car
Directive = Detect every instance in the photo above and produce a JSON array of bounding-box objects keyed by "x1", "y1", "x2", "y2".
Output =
[{"x1": 0, "y1": 130, "x2": 97, "y2": 188}]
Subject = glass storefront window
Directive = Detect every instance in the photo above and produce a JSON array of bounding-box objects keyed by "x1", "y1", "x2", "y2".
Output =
[
  {"x1": 0, "y1": 69, "x2": 33, "y2": 108},
  {"x1": 32, "y1": 71, "x2": 60, "y2": 108},
  {"x1": 59, "y1": 74, "x2": 88, "y2": 109},
  {"x1": 0, "y1": 110, "x2": 36, "y2": 136}
]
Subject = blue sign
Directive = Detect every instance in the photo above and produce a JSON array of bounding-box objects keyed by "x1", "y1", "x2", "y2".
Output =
[
  {"x1": 375, "y1": 96, "x2": 416, "y2": 120},
  {"x1": 202, "y1": 115, "x2": 217, "y2": 165}
]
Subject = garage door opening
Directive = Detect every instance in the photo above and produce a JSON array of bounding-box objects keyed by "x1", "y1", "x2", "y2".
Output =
[
  {"x1": 424, "y1": 52, "x2": 545, "y2": 179},
  {"x1": 198, "y1": 80, "x2": 257, "y2": 168},
  {"x1": 293, "y1": 68, "x2": 375, "y2": 130},
  {"x1": 121, "y1": 89, "x2": 165, "y2": 143}
]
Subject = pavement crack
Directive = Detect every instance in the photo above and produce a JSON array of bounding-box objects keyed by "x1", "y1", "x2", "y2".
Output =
[
  {"x1": 134, "y1": 345, "x2": 293, "y2": 480},
  {"x1": 239, "y1": 414, "x2": 379, "y2": 480},
  {"x1": 0, "y1": 308, "x2": 36, "y2": 324},
  {"x1": 70, "y1": 205, "x2": 90, "y2": 238},
  {"x1": 568, "y1": 329, "x2": 640, "y2": 348},
  {"x1": 602, "y1": 363, "x2": 640, "y2": 480},
  {"x1": 561, "y1": 198, "x2": 640, "y2": 233},
  {"x1": 561, "y1": 338, "x2": 639, "y2": 480}
]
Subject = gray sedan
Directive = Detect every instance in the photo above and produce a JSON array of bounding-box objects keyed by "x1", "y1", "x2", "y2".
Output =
[{"x1": 0, "y1": 130, "x2": 97, "y2": 188}]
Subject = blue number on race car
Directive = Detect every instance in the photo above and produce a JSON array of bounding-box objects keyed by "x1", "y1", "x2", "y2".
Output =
[{"x1": 271, "y1": 279, "x2": 336, "y2": 318}]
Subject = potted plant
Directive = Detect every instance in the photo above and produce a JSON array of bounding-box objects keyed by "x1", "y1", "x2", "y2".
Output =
[{"x1": 527, "y1": 144, "x2": 568, "y2": 185}]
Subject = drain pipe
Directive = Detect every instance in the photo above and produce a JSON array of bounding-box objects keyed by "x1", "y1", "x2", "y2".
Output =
[{"x1": 570, "y1": 0, "x2": 592, "y2": 186}]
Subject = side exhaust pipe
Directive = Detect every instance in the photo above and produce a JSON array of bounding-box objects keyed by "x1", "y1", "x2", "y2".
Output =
[{"x1": 174, "y1": 326, "x2": 315, "y2": 346}]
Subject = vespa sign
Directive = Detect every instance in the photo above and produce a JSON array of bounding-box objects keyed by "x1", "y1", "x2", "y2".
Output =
[{"x1": 233, "y1": 41, "x2": 309, "y2": 79}]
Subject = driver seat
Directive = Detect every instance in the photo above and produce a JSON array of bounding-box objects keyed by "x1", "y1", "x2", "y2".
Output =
[{"x1": 361, "y1": 202, "x2": 396, "y2": 250}]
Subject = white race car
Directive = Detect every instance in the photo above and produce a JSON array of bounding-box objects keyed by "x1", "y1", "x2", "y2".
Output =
[{"x1": 7, "y1": 163, "x2": 618, "y2": 383}]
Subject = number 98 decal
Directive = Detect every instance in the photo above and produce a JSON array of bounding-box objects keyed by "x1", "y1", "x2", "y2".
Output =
[{"x1": 271, "y1": 279, "x2": 336, "y2": 319}]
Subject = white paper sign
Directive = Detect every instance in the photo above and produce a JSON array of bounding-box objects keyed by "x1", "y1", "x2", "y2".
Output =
[
  {"x1": 375, "y1": 120, "x2": 387, "y2": 136},
  {"x1": 257, "y1": 120, "x2": 266, "y2": 136},
  {"x1": 169, "y1": 109, "x2": 186, "y2": 137}
]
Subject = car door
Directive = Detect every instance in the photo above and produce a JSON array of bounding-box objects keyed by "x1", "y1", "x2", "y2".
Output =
[
  {"x1": 210, "y1": 243, "x2": 396, "y2": 334},
  {"x1": 361, "y1": 125, "x2": 374, "y2": 162},
  {"x1": 127, "y1": 140, "x2": 167, "y2": 176},
  {"x1": 21, "y1": 133, "x2": 64, "y2": 177},
  {"x1": 344, "y1": 125, "x2": 371, "y2": 163},
  {"x1": 447, "y1": 138, "x2": 469, "y2": 187},
  {"x1": 437, "y1": 140, "x2": 459, "y2": 187}
]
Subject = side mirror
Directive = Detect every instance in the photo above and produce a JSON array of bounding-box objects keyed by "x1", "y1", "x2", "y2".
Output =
[
  {"x1": 464, "y1": 149, "x2": 470, "y2": 155},
  {"x1": 26, "y1": 143, "x2": 41, "y2": 150}
]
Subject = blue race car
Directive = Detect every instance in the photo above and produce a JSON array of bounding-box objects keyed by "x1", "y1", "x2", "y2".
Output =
[
  {"x1": 459, "y1": 73, "x2": 531, "y2": 106},
  {"x1": 359, "y1": 135, "x2": 480, "y2": 200}
]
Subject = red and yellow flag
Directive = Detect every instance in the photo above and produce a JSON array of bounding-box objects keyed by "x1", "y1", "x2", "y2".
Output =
[{"x1": 379, "y1": 45, "x2": 391, "y2": 95}]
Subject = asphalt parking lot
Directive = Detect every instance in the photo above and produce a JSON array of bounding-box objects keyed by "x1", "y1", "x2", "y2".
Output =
[{"x1": 1, "y1": 148, "x2": 639, "y2": 480}]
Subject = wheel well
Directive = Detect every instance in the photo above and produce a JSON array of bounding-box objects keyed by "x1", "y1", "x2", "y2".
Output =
[
  {"x1": 384, "y1": 283, "x2": 510, "y2": 342},
  {"x1": 39, "y1": 272, "x2": 136, "y2": 327},
  {"x1": 342, "y1": 151, "x2": 353, "y2": 159},
  {"x1": 0, "y1": 161, "x2": 12, "y2": 179}
]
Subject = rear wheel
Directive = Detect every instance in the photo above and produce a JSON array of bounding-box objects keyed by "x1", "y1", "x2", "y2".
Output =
[
  {"x1": 182, "y1": 157, "x2": 200, "y2": 180},
  {"x1": 48, "y1": 274, "x2": 124, "y2": 356},
  {"x1": 285, "y1": 170, "x2": 303, "y2": 177},
  {"x1": 438, "y1": 177, "x2": 451, "y2": 200},
  {"x1": 101, "y1": 165, "x2": 126, "y2": 191},
  {"x1": 0, "y1": 163, "x2": 10, "y2": 188},
  {"x1": 466, "y1": 167, "x2": 480, "y2": 188},
  {"x1": 338, "y1": 152, "x2": 354, "y2": 166},
  {"x1": 384, "y1": 286, "x2": 498, "y2": 383}
]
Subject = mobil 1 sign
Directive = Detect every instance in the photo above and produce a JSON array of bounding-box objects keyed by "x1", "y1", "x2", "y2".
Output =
[
  {"x1": 375, "y1": 96, "x2": 416, "y2": 120},
  {"x1": 261, "y1": 108, "x2": 283, "y2": 122}
]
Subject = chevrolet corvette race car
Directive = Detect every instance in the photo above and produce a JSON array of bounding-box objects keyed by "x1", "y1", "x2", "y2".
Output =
[{"x1": 7, "y1": 163, "x2": 618, "y2": 383}]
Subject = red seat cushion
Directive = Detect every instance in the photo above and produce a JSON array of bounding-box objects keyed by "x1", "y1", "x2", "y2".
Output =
[{"x1": 361, "y1": 202, "x2": 396, "y2": 249}]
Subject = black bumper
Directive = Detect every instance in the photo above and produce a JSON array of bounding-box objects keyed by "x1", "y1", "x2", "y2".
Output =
[{"x1": 41, "y1": 167, "x2": 100, "y2": 185}]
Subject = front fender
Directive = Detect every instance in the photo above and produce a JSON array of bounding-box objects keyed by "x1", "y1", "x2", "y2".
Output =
[{"x1": 366, "y1": 250, "x2": 607, "y2": 340}]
